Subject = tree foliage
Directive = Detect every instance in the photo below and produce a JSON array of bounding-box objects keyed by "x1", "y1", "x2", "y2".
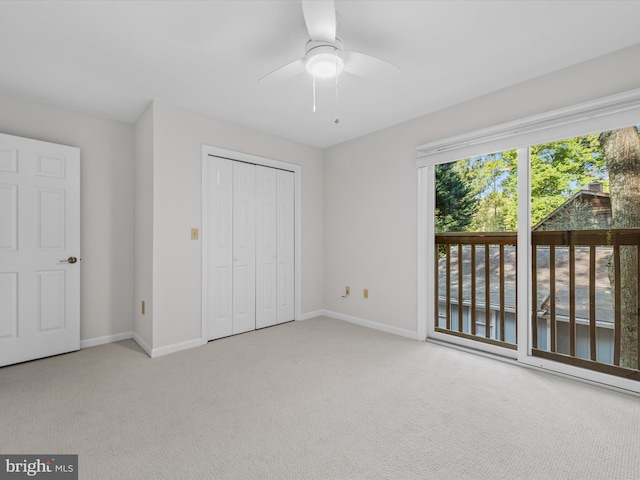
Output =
[
  {"x1": 447, "y1": 136, "x2": 607, "y2": 232},
  {"x1": 435, "y1": 162, "x2": 477, "y2": 233},
  {"x1": 529, "y1": 134, "x2": 607, "y2": 226},
  {"x1": 454, "y1": 150, "x2": 518, "y2": 231}
]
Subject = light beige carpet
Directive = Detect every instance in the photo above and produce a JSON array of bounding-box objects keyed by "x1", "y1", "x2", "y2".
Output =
[{"x1": 1, "y1": 316, "x2": 639, "y2": 479}]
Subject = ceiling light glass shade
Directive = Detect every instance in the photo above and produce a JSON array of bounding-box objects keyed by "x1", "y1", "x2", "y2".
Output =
[
  {"x1": 306, "y1": 53, "x2": 344, "y2": 78},
  {"x1": 305, "y1": 43, "x2": 344, "y2": 79}
]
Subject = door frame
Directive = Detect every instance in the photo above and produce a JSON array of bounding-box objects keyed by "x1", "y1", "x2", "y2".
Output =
[{"x1": 200, "y1": 145, "x2": 302, "y2": 343}]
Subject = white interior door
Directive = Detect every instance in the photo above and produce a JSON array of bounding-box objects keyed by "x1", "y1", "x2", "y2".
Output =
[
  {"x1": 232, "y1": 162, "x2": 256, "y2": 335},
  {"x1": 207, "y1": 157, "x2": 233, "y2": 340},
  {"x1": 277, "y1": 169, "x2": 295, "y2": 323},
  {"x1": 256, "y1": 166, "x2": 277, "y2": 329},
  {"x1": 0, "y1": 133, "x2": 80, "y2": 367}
]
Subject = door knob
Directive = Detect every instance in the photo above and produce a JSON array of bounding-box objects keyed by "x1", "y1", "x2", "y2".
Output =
[{"x1": 60, "y1": 256, "x2": 78, "y2": 264}]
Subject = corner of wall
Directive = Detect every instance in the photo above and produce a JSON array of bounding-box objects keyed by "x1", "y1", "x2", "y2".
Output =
[{"x1": 133, "y1": 101, "x2": 154, "y2": 355}]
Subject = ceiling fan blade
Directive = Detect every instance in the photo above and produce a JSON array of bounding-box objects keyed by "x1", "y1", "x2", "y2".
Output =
[
  {"x1": 258, "y1": 58, "x2": 306, "y2": 84},
  {"x1": 301, "y1": 0, "x2": 336, "y2": 43},
  {"x1": 343, "y1": 51, "x2": 400, "y2": 78}
]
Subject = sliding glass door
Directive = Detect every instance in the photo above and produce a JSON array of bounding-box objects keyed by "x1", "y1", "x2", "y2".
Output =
[
  {"x1": 434, "y1": 151, "x2": 518, "y2": 352},
  {"x1": 529, "y1": 129, "x2": 640, "y2": 380},
  {"x1": 416, "y1": 90, "x2": 640, "y2": 392}
]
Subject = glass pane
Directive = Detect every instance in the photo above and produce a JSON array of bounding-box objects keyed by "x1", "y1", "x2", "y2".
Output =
[
  {"x1": 435, "y1": 150, "x2": 517, "y2": 348},
  {"x1": 531, "y1": 126, "x2": 640, "y2": 374},
  {"x1": 436, "y1": 150, "x2": 518, "y2": 234}
]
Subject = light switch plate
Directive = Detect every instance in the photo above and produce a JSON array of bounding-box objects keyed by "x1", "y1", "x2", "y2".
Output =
[{"x1": 191, "y1": 228, "x2": 199, "y2": 240}]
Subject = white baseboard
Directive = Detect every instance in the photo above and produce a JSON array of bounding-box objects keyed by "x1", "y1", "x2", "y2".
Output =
[
  {"x1": 78, "y1": 312, "x2": 417, "y2": 359},
  {"x1": 323, "y1": 310, "x2": 419, "y2": 340},
  {"x1": 132, "y1": 333, "x2": 152, "y2": 357},
  {"x1": 79, "y1": 330, "x2": 200, "y2": 359},
  {"x1": 151, "y1": 338, "x2": 202, "y2": 358},
  {"x1": 299, "y1": 309, "x2": 325, "y2": 321},
  {"x1": 80, "y1": 331, "x2": 133, "y2": 349}
]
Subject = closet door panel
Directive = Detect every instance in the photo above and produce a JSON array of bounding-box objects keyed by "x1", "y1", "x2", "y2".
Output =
[
  {"x1": 208, "y1": 158, "x2": 234, "y2": 340},
  {"x1": 277, "y1": 170, "x2": 295, "y2": 323},
  {"x1": 232, "y1": 162, "x2": 256, "y2": 335},
  {"x1": 256, "y1": 166, "x2": 277, "y2": 329}
]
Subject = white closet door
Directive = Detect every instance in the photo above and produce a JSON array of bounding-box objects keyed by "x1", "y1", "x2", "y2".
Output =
[
  {"x1": 255, "y1": 166, "x2": 277, "y2": 329},
  {"x1": 208, "y1": 157, "x2": 234, "y2": 340},
  {"x1": 277, "y1": 169, "x2": 295, "y2": 323},
  {"x1": 232, "y1": 162, "x2": 256, "y2": 335}
]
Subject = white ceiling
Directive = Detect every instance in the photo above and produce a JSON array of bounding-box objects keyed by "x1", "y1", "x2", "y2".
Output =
[{"x1": 1, "y1": 1, "x2": 639, "y2": 148}]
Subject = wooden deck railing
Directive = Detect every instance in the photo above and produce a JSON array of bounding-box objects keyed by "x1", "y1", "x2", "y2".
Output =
[
  {"x1": 435, "y1": 232, "x2": 517, "y2": 350},
  {"x1": 436, "y1": 229, "x2": 640, "y2": 381},
  {"x1": 532, "y1": 229, "x2": 640, "y2": 380}
]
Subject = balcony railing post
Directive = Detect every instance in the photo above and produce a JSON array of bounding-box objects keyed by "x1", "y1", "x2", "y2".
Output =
[
  {"x1": 446, "y1": 245, "x2": 451, "y2": 330},
  {"x1": 434, "y1": 243, "x2": 440, "y2": 329},
  {"x1": 499, "y1": 244, "x2": 505, "y2": 342},
  {"x1": 589, "y1": 245, "x2": 597, "y2": 361},
  {"x1": 471, "y1": 245, "x2": 477, "y2": 336},
  {"x1": 458, "y1": 243, "x2": 463, "y2": 333},
  {"x1": 614, "y1": 244, "x2": 621, "y2": 366},
  {"x1": 637, "y1": 244, "x2": 640, "y2": 371},
  {"x1": 550, "y1": 246, "x2": 556, "y2": 353},
  {"x1": 569, "y1": 240, "x2": 576, "y2": 357},
  {"x1": 532, "y1": 246, "x2": 538, "y2": 349},
  {"x1": 514, "y1": 243, "x2": 518, "y2": 339},
  {"x1": 485, "y1": 245, "x2": 490, "y2": 339}
]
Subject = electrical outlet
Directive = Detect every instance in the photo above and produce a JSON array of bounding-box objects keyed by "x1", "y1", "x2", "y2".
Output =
[{"x1": 363, "y1": 288, "x2": 369, "y2": 299}]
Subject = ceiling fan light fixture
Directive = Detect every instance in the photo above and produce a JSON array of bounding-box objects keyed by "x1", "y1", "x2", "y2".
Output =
[
  {"x1": 305, "y1": 43, "x2": 344, "y2": 79},
  {"x1": 306, "y1": 53, "x2": 344, "y2": 78}
]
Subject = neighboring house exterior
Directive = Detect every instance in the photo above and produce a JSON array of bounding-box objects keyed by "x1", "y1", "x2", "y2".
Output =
[{"x1": 532, "y1": 182, "x2": 611, "y2": 231}]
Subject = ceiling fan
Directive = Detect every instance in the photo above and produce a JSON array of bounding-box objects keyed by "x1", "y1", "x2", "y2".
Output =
[{"x1": 259, "y1": 0, "x2": 399, "y2": 85}]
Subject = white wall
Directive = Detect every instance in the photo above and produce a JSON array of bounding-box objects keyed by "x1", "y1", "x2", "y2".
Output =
[
  {"x1": 322, "y1": 44, "x2": 640, "y2": 335},
  {"x1": 150, "y1": 101, "x2": 323, "y2": 351},
  {"x1": 0, "y1": 93, "x2": 135, "y2": 343},
  {"x1": 133, "y1": 102, "x2": 153, "y2": 353}
]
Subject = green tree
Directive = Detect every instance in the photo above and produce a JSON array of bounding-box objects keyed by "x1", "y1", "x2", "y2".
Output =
[
  {"x1": 601, "y1": 126, "x2": 640, "y2": 370},
  {"x1": 454, "y1": 138, "x2": 606, "y2": 232},
  {"x1": 529, "y1": 134, "x2": 606, "y2": 226},
  {"x1": 435, "y1": 162, "x2": 477, "y2": 233},
  {"x1": 454, "y1": 150, "x2": 517, "y2": 232}
]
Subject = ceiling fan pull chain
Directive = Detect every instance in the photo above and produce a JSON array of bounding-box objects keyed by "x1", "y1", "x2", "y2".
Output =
[
  {"x1": 334, "y1": 52, "x2": 340, "y2": 124},
  {"x1": 312, "y1": 77, "x2": 316, "y2": 113}
]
